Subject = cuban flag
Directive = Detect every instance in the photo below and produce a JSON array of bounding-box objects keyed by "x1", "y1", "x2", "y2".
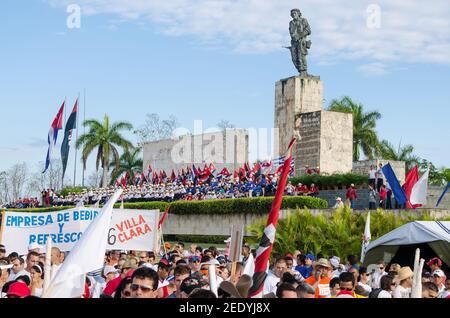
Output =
[
  {"x1": 272, "y1": 156, "x2": 295, "y2": 176},
  {"x1": 249, "y1": 138, "x2": 297, "y2": 298},
  {"x1": 43, "y1": 102, "x2": 65, "y2": 173}
]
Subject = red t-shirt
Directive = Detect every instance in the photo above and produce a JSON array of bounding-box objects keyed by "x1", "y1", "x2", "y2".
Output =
[{"x1": 103, "y1": 276, "x2": 123, "y2": 296}]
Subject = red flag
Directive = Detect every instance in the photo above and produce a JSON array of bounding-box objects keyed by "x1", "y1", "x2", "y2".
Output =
[
  {"x1": 158, "y1": 206, "x2": 171, "y2": 230},
  {"x1": 219, "y1": 167, "x2": 230, "y2": 176},
  {"x1": 404, "y1": 165, "x2": 419, "y2": 209},
  {"x1": 249, "y1": 137, "x2": 297, "y2": 298},
  {"x1": 209, "y1": 163, "x2": 217, "y2": 172},
  {"x1": 233, "y1": 171, "x2": 238, "y2": 179},
  {"x1": 171, "y1": 169, "x2": 176, "y2": 182}
]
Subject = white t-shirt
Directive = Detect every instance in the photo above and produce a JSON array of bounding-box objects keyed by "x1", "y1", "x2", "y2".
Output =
[
  {"x1": 7, "y1": 269, "x2": 30, "y2": 282},
  {"x1": 368, "y1": 169, "x2": 377, "y2": 179},
  {"x1": 358, "y1": 282, "x2": 372, "y2": 293},
  {"x1": 263, "y1": 272, "x2": 280, "y2": 296},
  {"x1": 370, "y1": 271, "x2": 387, "y2": 289},
  {"x1": 393, "y1": 285, "x2": 410, "y2": 298},
  {"x1": 377, "y1": 290, "x2": 392, "y2": 298}
]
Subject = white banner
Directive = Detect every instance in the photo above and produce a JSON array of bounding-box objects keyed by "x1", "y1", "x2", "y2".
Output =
[{"x1": 0, "y1": 208, "x2": 160, "y2": 256}]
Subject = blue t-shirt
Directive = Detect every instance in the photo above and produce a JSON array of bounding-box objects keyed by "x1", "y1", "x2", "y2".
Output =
[{"x1": 296, "y1": 265, "x2": 313, "y2": 279}]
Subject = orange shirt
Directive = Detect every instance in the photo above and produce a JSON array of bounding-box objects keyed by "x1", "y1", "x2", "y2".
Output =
[{"x1": 304, "y1": 276, "x2": 332, "y2": 298}]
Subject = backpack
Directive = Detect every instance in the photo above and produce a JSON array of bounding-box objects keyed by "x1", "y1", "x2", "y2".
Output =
[{"x1": 369, "y1": 288, "x2": 383, "y2": 298}]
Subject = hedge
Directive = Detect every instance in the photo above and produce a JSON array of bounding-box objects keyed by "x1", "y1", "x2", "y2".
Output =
[
  {"x1": 4, "y1": 196, "x2": 327, "y2": 215},
  {"x1": 290, "y1": 173, "x2": 368, "y2": 189}
]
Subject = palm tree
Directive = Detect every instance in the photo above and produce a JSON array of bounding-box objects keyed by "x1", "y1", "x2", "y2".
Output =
[
  {"x1": 76, "y1": 115, "x2": 133, "y2": 187},
  {"x1": 328, "y1": 96, "x2": 382, "y2": 161},
  {"x1": 109, "y1": 147, "x2": 143, "y2": 185},
  {"x1": 379, "y1": 140, "x2": 420, "y2": 171}
]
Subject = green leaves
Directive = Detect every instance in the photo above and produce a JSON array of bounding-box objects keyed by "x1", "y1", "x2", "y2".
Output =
[
  {"x1": 76, "y1": 115, "x2": 133, "y2": 187},
  {"x1": 328, "y1": 96, "x2": 382, "y2": 161},
  {"x1": 247, "y1": 206, "x2": 450, "y2": 261}
]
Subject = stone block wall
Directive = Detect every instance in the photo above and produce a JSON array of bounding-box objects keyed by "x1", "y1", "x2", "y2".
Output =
[
  {"x1": 143, "y1": 129, "x2": 249, "y2": 174},
  {"x1": 353, "y1": 160, "x2": 406, "y2": 184}
]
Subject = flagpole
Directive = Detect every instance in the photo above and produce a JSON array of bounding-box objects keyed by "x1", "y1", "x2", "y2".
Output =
[
  {"x1": 74, "y1": 93, "x2": 80, "y2": 187},
  {"x1": 61, "y1": 96, "x2": 67, "y2": 190},
  {"x1": 82, "y1": 89, "x2": 86, "y2": 187}
]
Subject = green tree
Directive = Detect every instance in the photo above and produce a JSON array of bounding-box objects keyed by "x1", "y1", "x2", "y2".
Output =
[
  {"x1": 419, "y1": 159, "x2": 447, "y2": 186},
  {"x1": 76, "y1": 115, "x2": 133, "y2": 188},
  {"x1": 327, "y1": 96, "x2": 381, "y2": 161},
  {"x1": 379, "y1": 140, "x2": 420, "y2": 171},
  {"x1": 109, "y1": 147, "x2": 143, "y2": 185}
]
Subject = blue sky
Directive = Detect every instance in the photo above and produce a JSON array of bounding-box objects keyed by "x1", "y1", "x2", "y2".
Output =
[{"x1": 1, "y1": 0, "x2": 449, "y2": 184}]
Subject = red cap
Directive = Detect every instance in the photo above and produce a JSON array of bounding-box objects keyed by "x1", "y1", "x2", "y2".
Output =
[
  {"x1": 427, "y1": 257, "x2": 442, "y2": 267},
  {"x1": 7, "y1": 282, "x2": 31, "y2": 298}
]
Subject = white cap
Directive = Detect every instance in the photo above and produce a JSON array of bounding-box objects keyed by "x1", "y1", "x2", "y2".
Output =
[
  {"x1": 433, "y1": 269, "x2": 446, "y2": 278},
  {"x1": 28, "y1": 242, "x2": 43, "y2": 251},
  {"x1": 330, "y1": 257, "x2": 340, "y2": 268},
  {"x1": 103, "y1": 265, "x2": 119, "y2": 277}
]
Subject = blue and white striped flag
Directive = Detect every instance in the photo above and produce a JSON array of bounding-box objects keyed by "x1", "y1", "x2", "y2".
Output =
[{"x1": 273, "y1": 156, "x2": 295, "y2": 176}]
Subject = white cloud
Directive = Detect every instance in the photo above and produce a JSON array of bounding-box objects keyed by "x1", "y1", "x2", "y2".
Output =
[
  {"x1": 357, "y1": 62, "x2": 388, "y2": 76},
  {"x1": 46, "y1": 0, "x2": 450, "y2": 66}
]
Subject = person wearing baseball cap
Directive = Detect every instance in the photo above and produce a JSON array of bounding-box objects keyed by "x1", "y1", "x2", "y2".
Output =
[
  {"x1": 304, "y1": 258, "x2": 333, "y2": 298},
  {"x1": 6, "y1": 281, "x2": 30, "y2": 298},
  {"x1": 427, "y1": 257, "x2": 443, "y2": 273},
  {"x1": 103, "y1": 265, "x2": 119, "y2": 283},
  {"x1": 295, "y1": 253, "x2": 316, "y2": 279},
  {"x1": 393, "y1": 266, "x2": 413, "y2": 298},
  {"x1": 432, "y1": 269, "x2": 449, "y2": 298}
]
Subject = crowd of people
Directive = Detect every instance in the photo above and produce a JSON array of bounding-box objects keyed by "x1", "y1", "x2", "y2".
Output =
[
  {"x1": 1, "y1": 167, "x2": 321, "y2": 209},
  {"x1": 1, "y1": 241, "x2": 448, "y2": 299}
]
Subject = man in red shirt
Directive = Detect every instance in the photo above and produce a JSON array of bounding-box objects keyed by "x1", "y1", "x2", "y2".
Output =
[
  {"x1": 296, "y1": 183, "x2": 309, "y2": 195},
  {"x1": 103, "y1": 259, "x2": 138, "y2": 297},
  {"x1": 346, "y1": 184, "x2": 357, "y2": 209}
]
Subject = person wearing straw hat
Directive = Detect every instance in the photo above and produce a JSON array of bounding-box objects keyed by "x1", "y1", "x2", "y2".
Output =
[
  {"x1": 304, "y1": 258, "x2": 333, "y2": 298},
  {"x1": 393, "y1": 266, "x2": 413, "y2": 298}
]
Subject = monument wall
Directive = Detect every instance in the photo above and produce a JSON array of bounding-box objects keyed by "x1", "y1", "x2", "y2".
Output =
[
  {"x1": 353, "y1": 160, "x2": 406, "y2": 184},
  {"x1": 143, "y1": 129, "x2": 249, "y2": 174}
]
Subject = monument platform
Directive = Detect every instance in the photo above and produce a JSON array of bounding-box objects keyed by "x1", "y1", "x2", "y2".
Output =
[{"x1": 274, "y1": 76, "x2": 353, "y2": 176}]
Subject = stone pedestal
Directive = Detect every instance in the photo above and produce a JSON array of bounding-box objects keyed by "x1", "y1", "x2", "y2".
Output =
[
  {"x1": 274, "y1": 75, "x2": 353, "y2": 176},
  {"x1": 275, "y1": 76, "x2": 324, "y2": 152},
  {"x1": 296, "y1": 111, "x2": 353, "y2": 175}
]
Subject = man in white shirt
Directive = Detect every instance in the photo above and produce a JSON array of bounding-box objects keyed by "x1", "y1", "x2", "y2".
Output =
[
  {"x1": 370, "y1": 260, "x2": 387, "y2": 289},
  {"x1": 50, "y1": 247, "x2": 63, "y2": 280},
  {"x1": 393, "y1": 266, "x2": 413, "y2": 298},
  {"x1": 7, "y1": 256, "x2": 28, "y2": 282},
  {"x1": 263, "y1": 258, "x2": 287, "y2": 296},
  {"x1": 368, "y1": 165, "x2": 377, "y2": 187},
  {"x1": 376, "y1": 163, "x2": 384, "y2": 192}
]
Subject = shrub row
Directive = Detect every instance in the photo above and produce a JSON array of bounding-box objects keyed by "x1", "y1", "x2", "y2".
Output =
[
  {"x1": 290, "y1": 173, "x2": 368, "y2": 189},
  {"x1": 4, "y1": 196, "x2": 328, "y2": 215}
]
